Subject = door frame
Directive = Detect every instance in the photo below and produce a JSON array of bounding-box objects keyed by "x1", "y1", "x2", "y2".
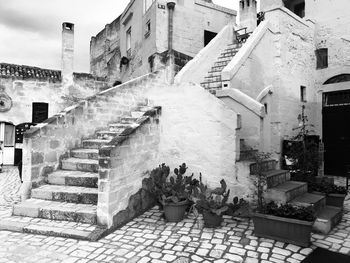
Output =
[{"x1": 0, "y1": 121, "x2": 15, "y2": 165}]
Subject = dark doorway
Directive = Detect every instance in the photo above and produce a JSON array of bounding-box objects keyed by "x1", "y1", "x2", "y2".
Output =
[
  {"x1": 323, "y1": 90, "x2": 350, "y2": 176},
  {"x1": 204, "y1": 30, "x2": 217, "y2": 47},
  {"x1": 14, "y1": 122, "x2": 36, "y2": 165},
  {"x1": 32, "y1": 102, "x2": 48, "y2": 123}
]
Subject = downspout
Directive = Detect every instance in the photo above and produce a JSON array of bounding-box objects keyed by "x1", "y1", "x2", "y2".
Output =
[{"x1": 167, "y1": 1, "x2": 176, "y2": 84}]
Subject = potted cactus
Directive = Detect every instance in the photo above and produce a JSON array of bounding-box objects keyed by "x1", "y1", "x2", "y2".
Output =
[
  {"x1": 149, "y1": 163, "x2": 198, "y2": 222},
  {"x1": 193, "y1": 174, "x2": 230, "y2": 227}
]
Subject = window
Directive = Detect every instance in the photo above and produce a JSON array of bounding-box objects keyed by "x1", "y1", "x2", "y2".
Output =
[
  {"x1": 284, "y1": 0, "x2": 305, "y2": 18},
  {"x1": 264, "y1": 103, "x2": 268, "y2": 114},
  {"x1": 145, "y1": 20, "x2": 151, "y2": 38},
  {"x1": 144, "y1": 0, "x2": 155, "y2": 14},
  {"x1": 32, "y1": 102, "x2": 48, "y2": 123},
  {"x1": 4, "y1": 123, "x2": 15, "y2": 147},
  {"x1": 316, "y1": 48, "x2": 328, "y2": 69},
  {"x1": 294, "y1": 2, "x2": 305, "y2": 18},
  {"x1": 300, "y1": 86, "x2": 307, "y2": 102},
  {"x1": 126, "y1": 27, "x2": 131, "y2": 57}
]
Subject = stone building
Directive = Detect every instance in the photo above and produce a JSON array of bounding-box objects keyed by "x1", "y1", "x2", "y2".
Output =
[
  {"x1": 0, "y1": 23, "x2": 107, "y2": 166},
  {"x1": 2, "y1": 0, "x2": 350, "y2": 239},
  {"x1": 89, "y1": 0, "x2": 236, "y2": 84},
  {"x1": 178, "y1": 0, "x2": 350, "y2": 176}
]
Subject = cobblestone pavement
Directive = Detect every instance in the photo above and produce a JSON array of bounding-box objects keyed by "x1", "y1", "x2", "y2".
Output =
[
  {"x1": 1, "y1": 169, "x2": 350, "y2": 263},
  {"x1": 0, "y1": 166, "x2": 21, "y2": 207}
]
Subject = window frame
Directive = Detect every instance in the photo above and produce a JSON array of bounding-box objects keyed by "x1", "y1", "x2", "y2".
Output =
[
  {"x1": 300, "y1": 86, "x2": 307, "y2": 102},
  {"x1": 126, "y1": 27, "x2": 132, "y2": 57},
  {"x1": 316, "y1": 48, "x2": 328, "y2": 70},
  {"x1": 145, "y1": 20, "x2": 151, "y2": 38}
]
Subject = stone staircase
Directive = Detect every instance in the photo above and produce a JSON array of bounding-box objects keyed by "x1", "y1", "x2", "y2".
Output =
[
  {"x1": 200, "y1": 43, "x2": 242, "y2": 95},
  {"x1": 0, "y1": 104, "x2": 157, "y2": 240},
  {"x1": 254, "y1": 161, "x2": 343, "y2": 235}
]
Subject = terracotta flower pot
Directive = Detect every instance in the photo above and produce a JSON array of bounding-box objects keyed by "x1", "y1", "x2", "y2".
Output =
[
  {"x1": 203, "y1": 210, "x2": 223, "y2": 228},
  {"x1": 163, "y1": 200, "x2": 188, "y2": 222}
]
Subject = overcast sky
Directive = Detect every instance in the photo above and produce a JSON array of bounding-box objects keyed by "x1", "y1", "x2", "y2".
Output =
[{"x1": 0, "y1": 0, "x2": 239, "y2": 73}]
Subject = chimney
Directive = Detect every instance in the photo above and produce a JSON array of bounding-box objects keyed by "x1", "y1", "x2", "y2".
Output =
[
  {"x1": 239, "y1": 0, "x2": 257, "y2": 33},
  {"x1": 62, "y1": 22, "x2": 74, "y2": 85}
]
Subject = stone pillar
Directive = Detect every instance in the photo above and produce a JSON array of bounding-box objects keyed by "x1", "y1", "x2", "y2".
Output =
[
  {"x1": 239, "y1": 0, "x2": 257, "y2": 32},
  {"x1": 90, "y1": 36, "x2": 96, "y2": 75},
  {"x1": 167, "y1": 1, "x2": 176, "y2": 84},
  {"x1": 62, "y1": 22, "x2": 74, "y2": 87}
]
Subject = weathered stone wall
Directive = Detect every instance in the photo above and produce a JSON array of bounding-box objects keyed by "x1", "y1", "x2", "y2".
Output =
[
  {"x1": 22, "y1": 73, "x2": 158, "y2": 199},
  {"x1": 0, "y1": 78, "x2": 65, "y2": 125},
  {"x1": 0, "y1": 74, "x2": 108, "y2": 126},
  {"x1": 145, "y1": 82, "x2": 244, "y2": 198},
  {"x1": 90, "y1": 0, "x2": 235, "y2": 83},
  {"x1": 222, "y1": 9, "x2": 316, "y2": 157},
  {"x1": 156, "y1": 0, "x2": 236, "y2": 58},
  {"x1": 306, "y1": 0, "x2": 350, "y2": 138},
  {"x1": 90, "y1": 17, "x2": 121, "y2": 81},
  {"x1": 266, "y1": 8, "x2": 316, "y2": 156},
  {"x1": 217, "y1": 89, "x2": 265, "y2": 153},
  {"x1": 98, "y1": 108, "x2": 161, "y2": 227},
  {"x1": 175, "y1": 24, "x2": 234, "y2": 84}
]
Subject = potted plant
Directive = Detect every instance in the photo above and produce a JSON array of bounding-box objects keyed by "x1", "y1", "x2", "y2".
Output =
[
  {"x1": 193, "y1": 174, "x2": 230, "y2": 228},
  {"x1": 251, "y1": 151, "x2": 316, "y2": 247},
  {"x1": 308, "y1": 179, "x2": 347, "y2": 207},
  {"x1": 149, "y1": 163, "x2": 198, "y2": 222},
  {"x1": 253, "y1": 202, "x2": 315, "y2": 247}
]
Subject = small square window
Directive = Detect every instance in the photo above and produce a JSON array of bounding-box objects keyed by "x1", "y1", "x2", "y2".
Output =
[
  {"x1": 316, "y1": 48, "x2": 328, "y2": 69},
  {"x1": 300, "y1": 86, "x2": 307, "y2": 102}
]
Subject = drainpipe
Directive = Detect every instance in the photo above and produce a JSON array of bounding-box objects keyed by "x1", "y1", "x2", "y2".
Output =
[{"x1": 167, "y1": 1, "x2": 176, "y2": 84}]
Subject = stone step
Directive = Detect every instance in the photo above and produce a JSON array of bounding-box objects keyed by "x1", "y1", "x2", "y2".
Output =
[
  {"x1": 264, "y1": 181, "x2": 308, "y2": 203},
  {"x1": 313, "y1": 205, "x2": 343, "y2": 234},
  {"x1": 82, "y1": 139, "x2": 110, "y2": 149},
  {"x1": 217, "y1": 54, "x2": 235, "y2": 60},
  {"x1": 0, "y1": 215, "x2": 106, "y2": 241},
  {"x1": 71, "y1": 148, "x2": 99, "y2": 160},
  {"x1": 96, "y1": 130, "x2": 120, "y2": 140},
  {"x1": 289, "y1": 193, "x2": 326, "y2": 213},
  {"x1": 250, "y1": 159, "x2": 277, "y2": 174},
  {"x1": 131, "y1": 111, "x2": 145, "y2": 118},
  {"x1": 108, "y1": 123, "x2": 135, "y2": 132},
  {"x1": 201, "y1": 83, "x2": 222, "y2": 90},
  {"x1": 62, "y1": 158, "x2": 99, "y2": 172},
  {"x1": 211, "y1": 65, "x2": 225, "y2": 71},
  {"x1": 120, "y1": 117, "x2": 139, "y2": 124},
  {"x1": 208, "y1": 69, "x2": 222, "y2": 74},
  {"x1": 13, "y1": 199, "x2": 97, "y2": 224},
  {"x1": 48, "y1": 170, "x2": 98, "y2": 188},
  {"x1": 32, "y1": 185, "x2": 98, "y2": 204},
  {"x1": 214, "y1": 60, "x2": 231, "y2": 67},
  {"x1": 264, "y1": 170, "x2": 291, "y2": 188}
]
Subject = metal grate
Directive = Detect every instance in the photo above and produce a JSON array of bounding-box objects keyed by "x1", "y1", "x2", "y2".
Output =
[{"x1": 323, "y1": 90, "x2": 350, "y2": 107}]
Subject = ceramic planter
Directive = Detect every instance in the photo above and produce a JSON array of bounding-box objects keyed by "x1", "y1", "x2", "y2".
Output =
[
  {"x1": 326, "y1": 193, "x2": 346, "y2": 208},
  {"x1": 163, "y1": 200, "x2": 188, "y2": 222},
  {"x1": 253, "y1": 213, "x2": 313, "y2": 247},
  {"x1": 203, "y1": 210, "x2": 223, "y2": 228}
]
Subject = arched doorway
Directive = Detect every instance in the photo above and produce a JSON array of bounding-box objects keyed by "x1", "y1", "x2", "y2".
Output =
[{"x1": 322, "y1": 74, "x2": 350, "y2": 175}]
